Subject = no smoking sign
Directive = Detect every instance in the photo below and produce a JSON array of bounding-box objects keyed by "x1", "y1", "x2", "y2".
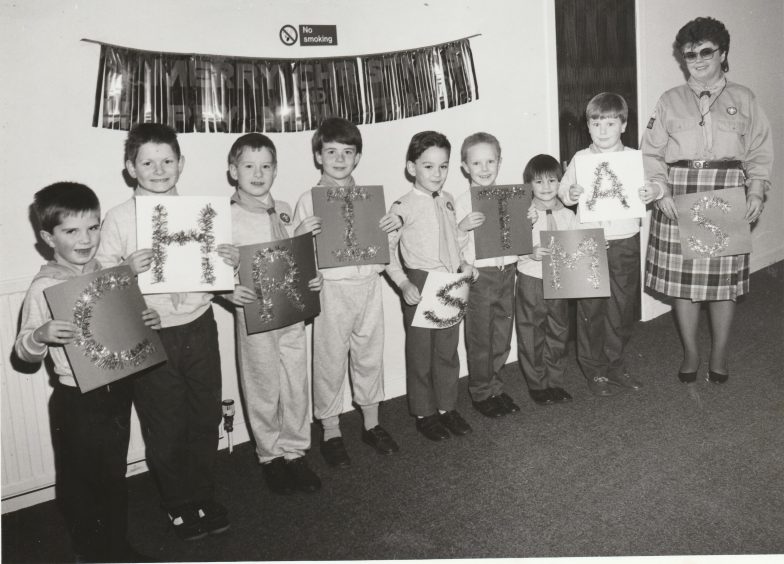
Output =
[{"x1": 280, "y1": 24, "x2": 337, "y2": 46}]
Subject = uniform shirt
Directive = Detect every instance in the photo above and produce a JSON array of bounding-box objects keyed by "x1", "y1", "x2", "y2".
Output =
[
  {"x1": 232, "y1": 197, "x2": 295, "y2": 246},
  {"x1": 558, "y1": 145, "x2": 641, "y2": 241},
  {"x1": 96, "y1": 191, "x2": 213, "y2": 328},
  {"x1": 292, "y1": 183, "x2": 384, "y2": 282},
  {"x1": 641, "y1": 80, "x2": 773, "y2": 195},
  {"x1": 516, "y1": 206, "x2": 578, "y2": 279},
  {"x1": 386, "y1": 188, "x2": 465, "y2": 287},
  {"x1": 455, "y1": 188, "x2": 520, "y2": 268}
]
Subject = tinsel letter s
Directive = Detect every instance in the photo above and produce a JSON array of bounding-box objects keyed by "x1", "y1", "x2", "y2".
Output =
[
  {"x1": 687, "y1": 195, "x2": 731, "y2": 257},
  {"x1": 423, "y1": 275, "x2": 471, "y2": 328}
]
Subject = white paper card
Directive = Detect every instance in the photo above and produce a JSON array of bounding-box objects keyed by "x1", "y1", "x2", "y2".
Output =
[
  {"x1": 412, "y1": 271, "x2": 472, "y2": 329},
  {"x1": 575, "y1": 150, "x2": 646, "y2": 222}
]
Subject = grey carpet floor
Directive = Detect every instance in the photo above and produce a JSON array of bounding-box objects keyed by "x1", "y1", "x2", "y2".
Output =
[{"x1": 3, "y1": 262, "x2": 783, "y2": 562}]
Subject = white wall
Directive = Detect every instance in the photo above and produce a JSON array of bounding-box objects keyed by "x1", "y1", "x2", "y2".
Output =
[{"x1": 0, "y1": 0, "x2": 559, "y2": 509}]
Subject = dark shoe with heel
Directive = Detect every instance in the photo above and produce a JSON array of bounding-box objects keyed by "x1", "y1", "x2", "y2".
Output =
[
  {"x1": 439, "y1": 410, "x2": 473, "y2": 436},
  {"x1": 587, "y1": 376, "x2": 617, "y2": 397},
  {"x1": 416, "y1": 414, "x2": 450, "y2": 441},
  {"x1": 678, "y1": 371, "x2": 698, "y2": 383},
  {"x1": 707, "y1": 370, "x2": 729, "y2": 384}
]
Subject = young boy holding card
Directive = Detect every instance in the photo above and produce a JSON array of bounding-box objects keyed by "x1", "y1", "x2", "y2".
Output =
[
  {"x1": 387, "y1": 131, "x2": 478, "y2": 441},
  {"x1": 16, "y1": 182, "x2": 159, "y2": 562},
  {"x1": 455, "y1": 132, "x2": 534, "y2": 417},
  {"x1": 293, "y1": 117, "x2": 401, "y2": 468},
  {"x1": 227, "y1": 133, "x2": 323, "y2": 494},
  {"x1": 558, "y1": 93, "x2": 660, "y2": 396},
  {"x1": 516, "y1": 155, "x2": 578, "y2": 404},
  {"x1": 96, "y1": 123, "x2": 237, "y2": 540}
]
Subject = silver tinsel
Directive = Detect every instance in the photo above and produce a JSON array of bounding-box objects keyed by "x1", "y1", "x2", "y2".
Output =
[
  {"x1": 687, "y1": 195, "x2": 731, "y2": 257},
  {"x1": 150, "y1": 203, "x2": 217, "y2": 284},
  {"x1": 422, "y1": 275, "x2": 471, "y2": 328},
  {"x1": 327, "y1": 187, "x2": 380, "y2": 262},
  {"x1": 252, "y1": 247, "x2": 306, "y2": 323},
  {"x1": 586, "y1": 161, "x2": 630, "y2": 211},
  {"x1": 72, "y1": 272, "x2": 157, "y2": 370},
  {"x1": 548, "y1": 236, "x2": 601, "y2": 290},
  {"x1": 477, "y1": 186, "x2": 528, "y2": 249}
]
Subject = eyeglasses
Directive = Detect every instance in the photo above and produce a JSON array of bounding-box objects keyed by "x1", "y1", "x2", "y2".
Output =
[{"x1": 682, "y1": 47, "x2": 720, "y2": 62}]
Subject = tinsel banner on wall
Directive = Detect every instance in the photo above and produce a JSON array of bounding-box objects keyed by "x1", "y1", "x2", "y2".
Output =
[{"x1": 87, "y1": 37, "x2": 479, "y2": 133}]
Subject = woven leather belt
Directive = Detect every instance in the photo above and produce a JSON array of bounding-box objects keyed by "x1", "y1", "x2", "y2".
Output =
[{"x1": 668, "y1": 160, "x2": 743, "y2": 170}]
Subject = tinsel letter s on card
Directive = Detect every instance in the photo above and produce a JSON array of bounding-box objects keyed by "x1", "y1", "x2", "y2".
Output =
[
  {"x1": 687, "y1": 195, "x2": 731, "y2": 257},
  {"x1": 423, "y1": 275, "x2": 471, "y2": 328}
]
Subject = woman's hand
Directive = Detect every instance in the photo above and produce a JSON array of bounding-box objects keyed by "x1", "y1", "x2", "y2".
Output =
[
  {"x1": 745, "y1": 193, "x2": 764, "y2": 223},
  {"x1": 458, "y1": 212, "x2": 485, "y2": 232},
  {"x1": 655, "y1": 196, "x2": 678, "y2": 221},
  {"x1": 638, "y1": 183, "x2": 661, "y2": 205}
]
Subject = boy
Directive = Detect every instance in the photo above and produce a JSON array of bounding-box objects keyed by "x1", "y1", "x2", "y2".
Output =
[
  {"x1": 558, "y1": 93, "x2": 658, "y2": 396},
  {"x1": 16, "y1": 182, "x2": 158, "y2": 562},
  {"x1": 97, "y1": 123, "x2": 237, "y2": 540},
  {"x1": 293, "y1": 117, "x2": 401, "y2": 468},
  {"x1": 227, "y1": 133, "x2": 323, "y2": 494},
  {"x1": 455, "y1": 132, "x2": 528, "y2": 416},
  {"x1": 387, "y1": 131, "x2": 478, "y2": 441},
  {"x1": 516, "y1": 155, "x2": 578, "y2": 404}
]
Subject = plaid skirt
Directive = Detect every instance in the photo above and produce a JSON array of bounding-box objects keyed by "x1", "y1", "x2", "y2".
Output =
[{"x1": 645, "y1": 167, "x2": 748, "y2": 301}]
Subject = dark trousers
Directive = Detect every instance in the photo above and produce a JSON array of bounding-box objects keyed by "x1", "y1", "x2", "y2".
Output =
[
  {"x1": 402, "y1": 269, "x2": 461, "y2": 416},
  {"x1": 465, "y1": 264, "x2": 516, "y2": 401},
  {"x1": 134, "y1": 307, "x2": 222, "y2": 510},
  {"x1": 515, "y1": 273, "x2": 569, "y2": 390},
  {"x1": 50, "y1": 380, "x2": 132, "y2": 559},
  {"x1": 576, "y1": 234, "x2": 640, "y2": 382}
]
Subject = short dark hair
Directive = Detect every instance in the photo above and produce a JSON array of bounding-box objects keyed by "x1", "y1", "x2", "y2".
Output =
[
  {"x1": 33, "y1": 182, "x2": 100, "y2": 233},
  {"x1": 228, "y1": 133, "x2": 277, "y2": 166},
  {"x1": 460, "y1": 132, "x2": 501, "y2": 162},
  {"x1": 523, "y1": 154, "x2": 563, "y2": 184},
  {"x1": 586, "y1": 92, "x2": 628, "y2": 123},
  {"x1": 406, "y1": 131, "x2": 451, "y2": 163},
  {"x1": 124, "y1": 123, "x2": 181, "y2": 164},
  {"x1": 311, "y1": 117, "x2": 362, "y2": 154},
  {"x1": 676, "y1": 17, "x2": 730, "y2": 72}
]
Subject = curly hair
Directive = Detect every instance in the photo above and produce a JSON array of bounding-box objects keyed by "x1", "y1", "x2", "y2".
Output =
[{"x1": 676, "y1": 17, "x2": 730, "y2": 72}]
